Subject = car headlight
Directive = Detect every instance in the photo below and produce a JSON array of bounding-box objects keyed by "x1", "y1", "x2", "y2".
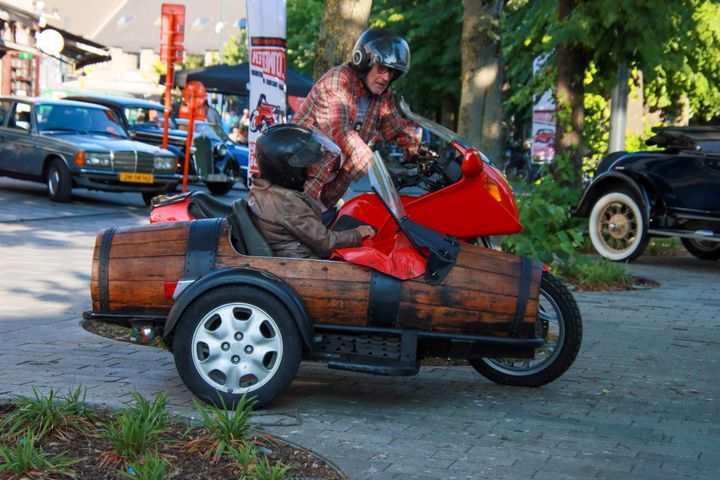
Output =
[
  {"x1": 85, "y1": 152, "x2": 112, "y2": 168},
  {"x1": 213, "y1": 143, "x2": 228, "y2": 158},
  {"x1": 154, "y1": 156, "x2": 176, "y2": 171}
]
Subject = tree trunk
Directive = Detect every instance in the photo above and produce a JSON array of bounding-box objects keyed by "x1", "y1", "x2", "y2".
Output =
[
  {"x1": 457, "y1": 0, "x2": 505, "y2": 163},
  {"x1": 313, "y1": 0, "x2": 373, "y2": 81},
  {"x1": 555, "y1": 0, "x2": 586, "y2": 188}
]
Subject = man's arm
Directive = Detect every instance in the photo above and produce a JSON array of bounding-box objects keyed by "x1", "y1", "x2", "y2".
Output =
[{"x1": 379, "y1": 91, "x2": 420, "y2": 155}]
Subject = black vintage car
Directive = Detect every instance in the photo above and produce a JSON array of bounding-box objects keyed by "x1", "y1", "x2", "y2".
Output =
[
  {"x1": 0, "y1": 96, "x2": 178, "y2": 203},
  {"x1": 575, "y1": 126, "x2": 720, "y2": 261},
  {"x1": 66, "y1": 95, "x2": 248, "y2": 196}
]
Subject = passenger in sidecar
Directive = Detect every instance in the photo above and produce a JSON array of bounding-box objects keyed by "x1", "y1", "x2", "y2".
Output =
[{"x1": 248, "y1": 124, "x2": 374, "y2": 258}]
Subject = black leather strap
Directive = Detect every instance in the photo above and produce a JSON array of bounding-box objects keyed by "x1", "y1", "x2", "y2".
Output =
[
  {"x1": 98, "y1": 227, "x2": 116, "y2": 312},
  {"x1": 509, "y1": 256, "x2": 533, "y2": 337},
  {"x1": 184, "y1": 218, "x2": 222, "y2": 279},
  {"x1": 367, "y1": 271, "x2": 402, "y2": 328}
]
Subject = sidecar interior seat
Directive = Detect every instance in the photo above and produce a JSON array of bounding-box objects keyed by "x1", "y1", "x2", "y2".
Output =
[{"x1": 228, "y1": 199, "x2": 274, "y2": 257}]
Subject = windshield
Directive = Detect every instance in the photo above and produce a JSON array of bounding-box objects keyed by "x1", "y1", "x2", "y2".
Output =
[
  {"x1": 125, "y1": 106, "x2": 176, "y2": 129},
  {"x1": 36, "y1": 104, "x2": 127, "y2": 138},
  {"x1": 368, "y1": 151, "x2": 407, "y2": 221},
  {"x1": 193, "y1": 122, "x2": 234, "y2": 143},
  {"x1": 398, "y1": 97, "x2": 471, "y2": 150}
]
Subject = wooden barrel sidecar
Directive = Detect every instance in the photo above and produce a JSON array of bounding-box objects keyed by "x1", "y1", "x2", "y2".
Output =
[{"x1": 91, "y1": 218, "x2": 541, "y2": 338}]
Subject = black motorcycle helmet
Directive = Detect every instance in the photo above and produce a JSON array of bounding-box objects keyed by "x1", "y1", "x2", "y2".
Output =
[
  {"x1": 350, "y1": 28, "x2": 410, "y2": 82},
  {"x1": 255, "y1": 124, "x2": 341, "y2": 191}
]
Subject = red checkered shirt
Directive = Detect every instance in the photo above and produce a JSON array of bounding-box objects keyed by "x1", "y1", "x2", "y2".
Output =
[{"x1": 292, "y1": 64, "x2": 420, "y2": 207}]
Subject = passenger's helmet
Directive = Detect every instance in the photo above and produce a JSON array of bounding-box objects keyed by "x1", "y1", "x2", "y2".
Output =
[
  {"x1": 255, "y1": 124, "x2": 341, "y2": 191},
  {"x1": 350, "y1": 28, "x2": 410, "y2": 81}
]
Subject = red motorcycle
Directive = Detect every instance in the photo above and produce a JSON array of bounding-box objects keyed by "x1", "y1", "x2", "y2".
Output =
[{"x1": 129, "y1": 101, "x2": 582, "y2": 408}]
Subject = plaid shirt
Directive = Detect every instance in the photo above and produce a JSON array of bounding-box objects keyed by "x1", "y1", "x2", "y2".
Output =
[{"x1": 292, "y1": 64, "x2": 420, "y2": 207}]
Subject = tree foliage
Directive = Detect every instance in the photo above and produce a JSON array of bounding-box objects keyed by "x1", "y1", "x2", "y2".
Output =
[
  {"x1": 287, "y1": 0, "x2": 325, "y2": 76},
  {"x1": 370, "y1": 0, "x2": 463, "y2": 120},
  {"x1": 503, "y1": 0, "x2": 720, "y2": 124}
]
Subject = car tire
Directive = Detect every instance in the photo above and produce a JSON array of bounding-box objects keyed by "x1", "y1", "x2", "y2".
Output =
[
  {"x1": 681, "y1": 238, "x2": 720, "y2": 260},
  {"x1": 588, "y1": 190, "x2": 648, "y2": 262},
  {"x1": 173, "y1": 285, "x2": 302, "y2": 409},
  {"x1": 46, "y1": 159, "x2": 72, "y2": 203},
  {"x1": 469, "y1": 272, "x2": 582, "y2": 387},
  {"x1": 205, "y1": 181, "x2": 234, "y2": 196}
]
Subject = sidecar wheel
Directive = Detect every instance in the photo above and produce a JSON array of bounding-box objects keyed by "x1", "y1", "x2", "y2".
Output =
[
  {"x1": 173, "y1": 286, "x2": 301, "y2": 409},
  {"x1": 469, "y1": 273, "x2": 582, "y2": 387}
]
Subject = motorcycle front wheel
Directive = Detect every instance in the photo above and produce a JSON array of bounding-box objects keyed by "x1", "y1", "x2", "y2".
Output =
[{"x1": 469, "y1": 272, "x2": 582, "y2": 387}]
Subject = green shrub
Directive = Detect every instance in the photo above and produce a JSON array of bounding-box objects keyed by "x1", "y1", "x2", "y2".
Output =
[
  {"x1": 0, "y1": 433, "x2": 78, "y2": 477},
  {"x1": 104, "y1": 392, "x2": 169, "y2": 461},
  {"x1": 557, "y1": 258, "x2": 633, "y2": 290},
  {"x1": 193, "y1": 396, "x2": 256, "y2": 460},
  {"x1": 1, "y1": 386, "x2": 90, "y2": 440},
  {"x1": 121, "y1": 452, "x2": 170, "y2": 480}
]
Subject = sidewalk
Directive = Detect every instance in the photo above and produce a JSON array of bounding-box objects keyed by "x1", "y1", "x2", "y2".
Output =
[{"x1": 0, "y1": 179, "x2": 718, "y2": 479}]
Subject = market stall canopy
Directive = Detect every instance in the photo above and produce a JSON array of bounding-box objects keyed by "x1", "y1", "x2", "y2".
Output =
[
  {"x1": 42, "y1": 26, "x2": 111, "y2": 69},
  {"x1": 164, "y1": 63, "x2": 314, "y2": 97}
]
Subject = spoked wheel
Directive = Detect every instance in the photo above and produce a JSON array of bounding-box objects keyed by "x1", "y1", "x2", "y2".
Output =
[
  {"x1": 469, "y1": 273, "x2": 582, "y2": 387},
  {"x1": 588, "y1": 190, "x2": 648, "y2": 262},
  {"x1": 681, "y1": 238, "x2": 720, "y2": 260},
  {"x1": 173, "y1": 286, "x2": 301, "y2": 408}
]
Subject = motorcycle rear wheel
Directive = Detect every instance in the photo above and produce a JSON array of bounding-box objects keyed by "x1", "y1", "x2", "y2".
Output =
[{"x1": 469, "y1": 272, "x2": 582, "y2": 387}]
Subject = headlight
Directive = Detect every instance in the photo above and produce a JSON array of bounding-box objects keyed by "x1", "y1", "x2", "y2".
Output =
[
  {"x1": 85, "y1": 152, "x2": 112, "y2": 168},
  {"x1": 213, "y1": 143, "x2": 228, "y2": 158},
  {"x1": 154, "y1": 156, "x2": 176, "y2": 171}
]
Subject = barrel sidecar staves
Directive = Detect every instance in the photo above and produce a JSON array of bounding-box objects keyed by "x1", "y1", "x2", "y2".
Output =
[{"x1": 85, "y1": 215, "x2": 582, "y2": 408}]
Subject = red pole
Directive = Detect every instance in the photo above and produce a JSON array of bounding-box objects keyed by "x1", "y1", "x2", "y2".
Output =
[
  {"x1": 161, "y1": 16, "x2": 174, "y2": 150},
  {"x1": 182, "y1": 95, "x2": 195, "y2": 193}
]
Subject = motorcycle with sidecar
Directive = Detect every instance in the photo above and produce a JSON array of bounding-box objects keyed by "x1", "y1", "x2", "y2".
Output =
[{"x1": 84, "y1": 101, "x2": 582, "y2": 409}]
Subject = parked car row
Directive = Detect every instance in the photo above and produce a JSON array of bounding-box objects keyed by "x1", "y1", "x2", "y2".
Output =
[{"x1": 0, "y1": 95, "x2": 249, "y2": 204}]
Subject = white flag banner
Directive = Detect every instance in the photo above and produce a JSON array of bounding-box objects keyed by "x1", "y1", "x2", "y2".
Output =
[{"x1": 246, "y1": 0, "x2": 287, "y2": 183}]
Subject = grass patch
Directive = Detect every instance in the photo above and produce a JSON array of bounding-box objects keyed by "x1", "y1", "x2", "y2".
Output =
[
  {"x1": 0, "y1": 433, "x2": 79, "y2": 477},
  {"x1": 558, "y1": 258, "x2": 634, "y2": 291},
  {"x1": 1, "y1": 386, "x2": 92, "y2": 440},
  {"x1": 0, "y1": 389, "x2": 342, "y2": 479}
]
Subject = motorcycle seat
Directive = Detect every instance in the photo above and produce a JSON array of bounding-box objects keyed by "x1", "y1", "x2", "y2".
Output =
[{"x1": 187, "y1": 191, "x2": 234, "y2": 219}]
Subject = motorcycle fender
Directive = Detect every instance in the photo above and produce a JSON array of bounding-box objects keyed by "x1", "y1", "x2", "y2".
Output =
[
  {"x1": 574, "y1": 171, "x2": 650, "y2": 218},
  {"x1": 162, "y1": 267, "x2": 315, "y2": 351}
]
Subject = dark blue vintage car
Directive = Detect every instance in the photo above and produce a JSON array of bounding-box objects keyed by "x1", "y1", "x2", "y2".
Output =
[
  {"x1": 66, "y1": 95, "x2": 248, "y2": 196},
  {"x1": 0, "y1": 96, "x2": 178, "y2": 203},
  {"x1": 575, "y1": 126, "x2": 720, "y2": 261}
]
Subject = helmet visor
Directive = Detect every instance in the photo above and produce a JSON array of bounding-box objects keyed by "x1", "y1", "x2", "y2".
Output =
[
  {"x1": 368, "y1": 36, "x2": 410, "y2": 73},
  {"x1": 287, "y1": 129, "x2": 341, "y2": 168}
]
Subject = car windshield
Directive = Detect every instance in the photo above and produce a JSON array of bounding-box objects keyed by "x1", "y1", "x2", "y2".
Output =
[
  {"x1": 368, "y1": 151, "x2": 407, "y2": 222},
  {"x1": 194, "y1": 123, "x2": 235, "y2": 144},
  {"x1": 125, "y1": 106, "x2": 176, "y2": 129},
  {"x1": 36, "y1": 104, "x2": 127, "y2": 138}
]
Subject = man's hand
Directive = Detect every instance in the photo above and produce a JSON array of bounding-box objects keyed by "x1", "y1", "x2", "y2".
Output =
[{"x1": 357, "y1": 225, "x2": 376, "y2": 240}]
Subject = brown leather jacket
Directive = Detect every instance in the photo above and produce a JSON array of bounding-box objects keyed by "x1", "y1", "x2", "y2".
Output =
[{"x1": 248, "y1": 178, "x2": 363, "y2": 259}]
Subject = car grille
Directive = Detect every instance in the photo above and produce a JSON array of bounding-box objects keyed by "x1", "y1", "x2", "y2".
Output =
[{"x1": 112, "y1": 151, "x2": 154, "y2": 173}]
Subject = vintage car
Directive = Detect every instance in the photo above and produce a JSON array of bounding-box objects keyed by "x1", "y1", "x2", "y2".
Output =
[
  {"x1": 66, "y1": 95, "x2": 248, "y2": 196},
  {"x1": 175, "y1": 119, "x2": 249, "y2": 194},
  {"x1": 84, "y1": 106, "x2": 583, "y2": 409},
  {"x1": 575, "y1": 126, "x2": 720, "y2": 261},
  {"x1": 0, "y1": 96, "x2": 178, "y2": 203}
]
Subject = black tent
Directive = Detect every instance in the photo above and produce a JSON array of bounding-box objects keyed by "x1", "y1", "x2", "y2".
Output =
[{"x1": 164, "y1": 63, "x2": 314, "y2": 97}]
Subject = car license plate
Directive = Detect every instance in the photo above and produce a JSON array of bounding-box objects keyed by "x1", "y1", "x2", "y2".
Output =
[{"x1": 119, "y1": 172, "x2": 154, "y2": 184}]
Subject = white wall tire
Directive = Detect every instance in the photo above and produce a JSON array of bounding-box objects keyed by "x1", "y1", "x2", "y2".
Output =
[{"x1": 588, "y1": 190, "x2": 648, "y2": 262}]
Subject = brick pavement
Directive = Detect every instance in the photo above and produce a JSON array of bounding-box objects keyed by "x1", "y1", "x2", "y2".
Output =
[{"x1": 0, "y1": 177, "x2": 718, "y2": 479}]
